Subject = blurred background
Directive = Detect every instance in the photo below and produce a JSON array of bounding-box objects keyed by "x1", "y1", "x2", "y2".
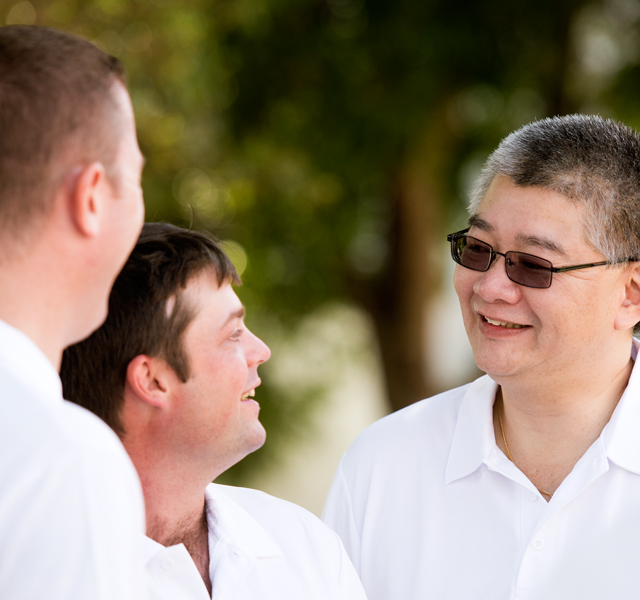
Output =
[{"x1": 4, "y1": 0, "x2": 640, "y2": 515}]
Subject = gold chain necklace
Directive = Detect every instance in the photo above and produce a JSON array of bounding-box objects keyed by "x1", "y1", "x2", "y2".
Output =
[{"x1": 498, "y1": 402, "x2": 553, "y2": 500}]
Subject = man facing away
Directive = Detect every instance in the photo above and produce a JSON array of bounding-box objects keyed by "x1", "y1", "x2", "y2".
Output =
[
  {"x1": 60, "y1": 222, "x2": 367, "y2": 600},
  {"x1": 323, "y1": 115, "x2": 640, "y2": 599},
  {"x1": 0, "y1": 26, "x2": 146, "y2": 598}
]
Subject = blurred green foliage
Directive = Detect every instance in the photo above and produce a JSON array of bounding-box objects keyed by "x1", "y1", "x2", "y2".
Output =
[{"x1": 4, "y1": 0, "x2": 640, "y2": 483}]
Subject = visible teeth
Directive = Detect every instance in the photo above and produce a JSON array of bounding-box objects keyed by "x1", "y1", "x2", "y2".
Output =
[
  {"x1": 485, "y1": 317, "x2": 525, "y2": 329},
  {"x1": 243, "y1": 389, "x2": 256, "y2": 399}
]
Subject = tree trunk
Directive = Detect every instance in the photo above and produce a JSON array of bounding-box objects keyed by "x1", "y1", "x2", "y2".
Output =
[{"x1": 357, "y1": 103, "x2": 457, "y2": 413}]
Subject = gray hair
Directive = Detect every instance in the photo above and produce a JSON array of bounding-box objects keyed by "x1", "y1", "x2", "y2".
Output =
[{"x1": 469, "y1": 115, "x2": 640, "y2": 264}]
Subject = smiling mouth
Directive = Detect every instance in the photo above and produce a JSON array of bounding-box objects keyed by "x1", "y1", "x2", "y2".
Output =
[
  {"x1": 241, "y1": 389, "x2": 256, "y2": 400},
  {"x1": 484, "y1": 316, "x2": 527, "y2": 329}
]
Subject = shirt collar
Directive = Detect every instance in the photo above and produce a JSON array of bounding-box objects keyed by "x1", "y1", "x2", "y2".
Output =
[
  {"x1": 142, "y1": 484, "x2": 282, "y2": 564},
  {"x1": 139, "y1": 485, "x2": 283, "y2": 565},
  {"x1": 603, "y1": 338, "x2": 640, "y2": 475},
  {"x1": 141, "y1": 533, "x2": 166, "y2": 565},
  {"x1": 205, "y1": 485, "x2": 282, "y2": 559},
  {"x1": 445, "y1": 375, "x2": 499, "y2": 485},
  {"x1": 0, "y1": 318, "x2": 62, "y2": 402}
]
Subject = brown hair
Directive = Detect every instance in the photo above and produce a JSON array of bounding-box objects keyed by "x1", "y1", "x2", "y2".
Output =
[
  {"x1": 0, "y1": 25, "x2": 126, "y2": 246},
  {"x1": 60, "y1": 222, "x2": 240, "y2": 436}
]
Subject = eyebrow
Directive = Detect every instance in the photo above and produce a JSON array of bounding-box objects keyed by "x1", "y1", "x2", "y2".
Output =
[
  {"x1": 223, "y1": 307, "x2": 246, "y2": 326},
  {"x1": 468, "y1": 215, "x2": 493, "y2": 233},
  {"x1": 468, "y1": 214, "x2": 568, "y2": 258}
]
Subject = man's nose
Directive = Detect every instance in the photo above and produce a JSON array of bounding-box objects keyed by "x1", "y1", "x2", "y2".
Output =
[
  {"x1": 472, "y1": 253, "x2": 521, "y2": 304},
  {"x1": 247, "y1": 330, "x2": 271, "y2": 365}
]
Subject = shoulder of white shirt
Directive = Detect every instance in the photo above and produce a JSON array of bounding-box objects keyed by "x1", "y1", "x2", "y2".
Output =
[
  {"x1": 208, "y1": 483, "x2": 341, "y2": 543},
  {"x1": 339, "y1": 376, "x2": 486, "y2": 462}
]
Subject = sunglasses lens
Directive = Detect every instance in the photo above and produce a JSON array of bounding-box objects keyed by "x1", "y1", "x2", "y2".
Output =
[
  {"x1": 449, "y1": 232, "x2": 555, "y2": 288},
  {"x1": 455, "y1": 236, "x2": 492, "y2": 271},
  {"x1": 506, "y1": 252, "x2": 553, "y2": 288}
]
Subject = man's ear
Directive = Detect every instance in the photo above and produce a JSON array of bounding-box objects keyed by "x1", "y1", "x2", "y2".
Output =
[
  {"x1": 69, "y1": 162, "x2": 107, "y2": 238},
  {"x1": 125, "y1": 354, "x2": 174, "y2": 410},
  {"x1": 615, "y1": 264, "x2": 640, "y2": 331}
]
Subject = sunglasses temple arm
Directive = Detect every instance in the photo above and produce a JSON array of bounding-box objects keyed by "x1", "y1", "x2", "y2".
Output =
[{"x1": 551, "y1": 260, "x2": 623, "y2": 273}]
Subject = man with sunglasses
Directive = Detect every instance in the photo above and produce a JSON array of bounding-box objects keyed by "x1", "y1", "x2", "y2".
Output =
[{"x1": 323, "y1": 114, "x2": 640, "y2": 599}]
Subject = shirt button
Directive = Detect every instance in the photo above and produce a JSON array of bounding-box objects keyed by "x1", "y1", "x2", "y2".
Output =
[
  {"x1": 161, "y1": 557, "x2": 175, "y2": 571},
  {"x1": 528, "y1": 492, "x2": 537, "y2": 501},
  {"x1": 532, "y1": 539, "x2": 545, "y2": 551}
]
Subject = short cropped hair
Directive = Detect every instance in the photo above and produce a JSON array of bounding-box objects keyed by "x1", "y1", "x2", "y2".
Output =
[
  {"x1": 60, "y1": 222, "x2": 240, "y2": 436},
  {"x1": 0, "y1": 26, "x2": 126, "y2": 247},
  {"x1": 469, "y1": 115, "x2": 640, "y2": 265}
]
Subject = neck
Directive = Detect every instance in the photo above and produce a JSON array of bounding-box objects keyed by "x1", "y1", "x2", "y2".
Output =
[
  {"x1": 125, "y1": 435, "x2": 215, "y2": 594},
  {"x1": 134, "y1": 453, "x2": 211, "y2": 542},
  {"x1": 146, "y1": 496, "x2": 207, "y2": 548},
  {"x1": 0, "y1": 218, "x2": 108, "y2": 371},
  {"x1": 0, "y1": 255, "x2": 69, "y2": 369},
  {"x1": 499, "y1": 340, "x2": 633, "y2": 419},
  {"x1": 145, "y1": 487, "x2": 212, "y2": 596},
  {"x1": 494, "y1": 342, "x2": 634, "y2": 497}
]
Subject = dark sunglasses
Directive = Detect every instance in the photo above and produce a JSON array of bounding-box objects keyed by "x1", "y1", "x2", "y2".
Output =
[{"x1": 447, "y1": 228, "x2": 636, "y2": 289}]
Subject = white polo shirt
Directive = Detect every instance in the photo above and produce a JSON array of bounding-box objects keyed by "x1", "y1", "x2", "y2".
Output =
[
  {"x1": 323, "y1": 339, "x2": 640, "y2": 600},
  {"x1": 143, "y1": 483, "x2": 367, "y2": 600},
  {"x1": 0, "y1": 319, "x2": 147, "y2": 599}
]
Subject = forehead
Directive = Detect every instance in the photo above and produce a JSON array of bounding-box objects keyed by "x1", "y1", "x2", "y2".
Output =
[
  {"x1": 473, "y1": 175, "x2": 594, "y2": 256},
  {"x1": 181, "y1": 270, "x2": 242, "y2": 327}
]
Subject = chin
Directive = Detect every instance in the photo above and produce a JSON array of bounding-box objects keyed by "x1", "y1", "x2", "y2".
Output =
[
  {"x1": 249, "y1": 425, "x2": 267, "y2": 452},
  {"x1": 228, "y1": 429, "x2": 267, "y2": 470},
  {"x1": 472, "y1": 351, "x2": 519, "y2": 380},
  {"x1": 240, "y1": 422, "x2": 267, "y2": 452}
]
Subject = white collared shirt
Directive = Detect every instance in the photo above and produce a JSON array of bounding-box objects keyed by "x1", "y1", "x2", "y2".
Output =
[
  {"x1": 0, "y1": 319, "x2": 147, "y2": 599},
  {"x1": 323, "y1": 339, "x2": 640, "y2": 600},
  {"x1": 143, "y1": 483, "x2": 368, "y2": 600}
]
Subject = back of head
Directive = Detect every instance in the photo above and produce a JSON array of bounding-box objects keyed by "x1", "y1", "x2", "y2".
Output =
[
  {"x1": 60, "y1": 222, "x2": 239, "y2": 436},
  {"x1": 0, "y1": 26, "x2": 126, "y2": 252},
  {"x1": 470, "y1": 114, "x2": 640, "y2": 263}
]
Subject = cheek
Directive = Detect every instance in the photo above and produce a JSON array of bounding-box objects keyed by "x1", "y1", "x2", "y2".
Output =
[
  {"x1": 215, "y1": 352, "x2": 249, "y2": 393},
  {"x1": 453, "y1": 266, "x2": 474, "y2": 308},
  {"x1": 551, "y1": 279, "x2": 597, "y2": 319},
  {"x1": 123, "y1": 185, "x2": 144, "y2": 231},
  {"x1": 132, "y1": 189, "x2": 145, "y2": 228}
]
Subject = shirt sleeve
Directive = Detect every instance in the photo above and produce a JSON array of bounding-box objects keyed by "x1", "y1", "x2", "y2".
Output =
[
  {"x1": 334, "y1": 531, "x2": 369, "y2": 600},
  {"x1": 0, "y1": 411, "x2": 147, "y2": 600},
  {"x1": 80, "y1": 438, "x2": 149, "y2": 600},
  {"x1": 322, "y1": 458, "x2": 363, "y2": 575}
]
